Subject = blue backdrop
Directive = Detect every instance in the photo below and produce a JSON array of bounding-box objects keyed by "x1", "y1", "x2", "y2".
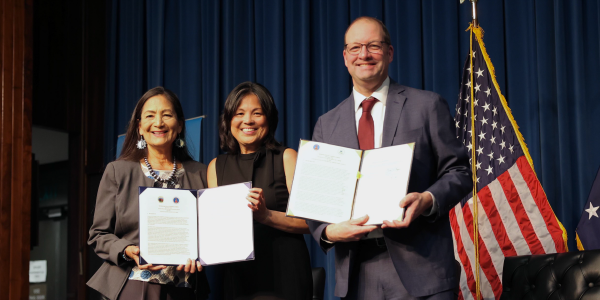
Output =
[{"x1": 104, "y1": 1, "x2": 600, "y2": 299}]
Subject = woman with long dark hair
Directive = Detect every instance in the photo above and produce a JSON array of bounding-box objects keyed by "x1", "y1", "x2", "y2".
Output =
[
  {"x1": 88, "y1": 87, "x2": 209, "y2": 300},
  {"x1": 208, "y1": 82, "x2": 312, "y2": 299}
]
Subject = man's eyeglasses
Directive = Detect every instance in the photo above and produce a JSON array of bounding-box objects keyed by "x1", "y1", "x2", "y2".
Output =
[{"x1": 344, "y1": 41, "x2": 389, "y2": 55}]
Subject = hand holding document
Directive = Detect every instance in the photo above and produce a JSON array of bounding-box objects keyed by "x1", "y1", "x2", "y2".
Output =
[
  {"x1": 286, "y1": 140, "x2": 414, "y2": 225},
  {"x1": 138, "y1": 182, "x2": 254, "y2": 266}
]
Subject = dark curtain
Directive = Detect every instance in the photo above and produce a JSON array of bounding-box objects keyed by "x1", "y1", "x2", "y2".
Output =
[{"x1": 104, "y1": 1, "x2": 600, "y2": 299}]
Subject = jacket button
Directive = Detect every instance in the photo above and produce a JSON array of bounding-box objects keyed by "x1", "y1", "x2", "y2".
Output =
[{"x1": 589, "y1": 283, "x2": 594, "y2": 288}]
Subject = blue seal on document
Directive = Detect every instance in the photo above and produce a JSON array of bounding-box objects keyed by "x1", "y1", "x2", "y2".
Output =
[
  {"x1": 158, "y1": 196, "x2": 164, "y2": 203},
  {"x1": 313, "y1": 144, "x2": 320, "y2": 150},
  {"x1": 173, "y1": 197, "x2": 180, "y2": 204}
]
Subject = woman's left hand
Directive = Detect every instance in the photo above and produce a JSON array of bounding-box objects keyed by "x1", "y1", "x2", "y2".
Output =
[
  {"x1": 247, "y1": 188, "x2": 270, "y2": 223},
  {"x1": 176, "y1": 258, "x2": 202, "y2": 273}
]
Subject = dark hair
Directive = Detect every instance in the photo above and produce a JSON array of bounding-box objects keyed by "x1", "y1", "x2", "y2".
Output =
[
  {"x1": 118, "y1": 86, "x2": 193, "y2": 162},
  {"x1": 219, "y1": 82, "x2": 280, "y2": 154},
  {"x1": 344, "y1": 16, "x2": 392, "y2": 46}
]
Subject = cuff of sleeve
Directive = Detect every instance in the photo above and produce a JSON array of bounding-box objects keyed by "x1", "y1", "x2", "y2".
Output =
[
  {"x1": 121, "y1": 245, "x2": 135, "y2": 262},
  {"x1": 421, "y1": 191, "x2": 438, "y2": 217},
  {"x1": 320, "y1": 229, "x2": 335, "y2": 251},
  {"x1": 110, "y1": 238, "x2": 136, "y2": 265}
]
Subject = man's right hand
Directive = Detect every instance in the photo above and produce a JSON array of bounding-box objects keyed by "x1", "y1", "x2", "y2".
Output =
[{"x1": 323, "y1": 215, "x2": 379, "y2": 242}]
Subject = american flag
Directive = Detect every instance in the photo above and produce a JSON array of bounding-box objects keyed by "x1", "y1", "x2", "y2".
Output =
[{"x1": 451, "y1": 26, "x2": 567, "y2": 300}]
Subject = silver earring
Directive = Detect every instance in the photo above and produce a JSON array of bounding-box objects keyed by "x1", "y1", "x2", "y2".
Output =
[
  {"x1": 175, "y1": 136, "x2": 185, "y2": 148},
  {"x1": 137, "y1": 136, "x2": 147, "y2": 149}
]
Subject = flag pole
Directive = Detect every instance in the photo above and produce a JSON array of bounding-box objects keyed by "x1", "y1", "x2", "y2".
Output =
[
  {"x1": 470, "y1": 1, "x2": 480, "y2": 298},
  {"x1": 462, "y1": 0, "x2": 480, "y2": 298},
  {"x1": 468, "y1": 25, "x2": 481, "y2": 300},
  {"x1": 471, "y1": 0, "x2": 479, "y2": 28},
  {"x1": 471, "y1": 2, "x2": 480, "y2": 297}
]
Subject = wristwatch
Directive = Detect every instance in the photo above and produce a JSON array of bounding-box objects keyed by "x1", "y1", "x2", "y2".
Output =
[{"x1": 320, "y1": 230, "x2": 334, "y2": 244}]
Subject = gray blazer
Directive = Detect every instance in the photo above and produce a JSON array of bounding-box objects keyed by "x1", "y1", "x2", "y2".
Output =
[
  {"x1": 87, "y1": 160, "x2": 208, "y2": 300},
  {"x1": 308, "y1": 82, "x2": 472, "y2": 297}
]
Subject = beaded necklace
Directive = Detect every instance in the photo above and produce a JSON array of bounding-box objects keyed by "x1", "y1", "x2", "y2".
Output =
[{"x1": 144, "y1": 156, "x2": 177, "y2": 185}]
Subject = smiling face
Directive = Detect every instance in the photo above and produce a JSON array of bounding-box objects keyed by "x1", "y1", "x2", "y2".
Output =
[
  {"x1": 138, "y1": 94, "x2": 182, "y2": 153},
  {"x1": 230, "y1": 93, "x2": 269, "y2": 154},
  {"x1": 343, "y1": 19, "x2": 394, "y2": 94}
]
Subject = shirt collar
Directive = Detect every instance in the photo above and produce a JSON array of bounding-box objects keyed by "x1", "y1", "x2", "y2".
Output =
[{"x1": 353, "y1": 77, "x2": 390, "y2": 112}]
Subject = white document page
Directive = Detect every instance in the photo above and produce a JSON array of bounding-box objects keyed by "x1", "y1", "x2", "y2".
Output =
[
  {"x1": 139, "y1": 188, "x2": 198, "y2": 265},
  {"x1": 352, "y1": 143, "x2": 414, "y2": 225},
  {"x1": 287, "y1": 140, "x2": 362, "y2": 224},
  {"x1": 197, "y1": 182, "x2": 253, "y2": 266}
]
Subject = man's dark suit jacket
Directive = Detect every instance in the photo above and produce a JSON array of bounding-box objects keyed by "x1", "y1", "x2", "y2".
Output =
[{"x1": 308, "y1": 82, "x2": 472, "y2": 298}]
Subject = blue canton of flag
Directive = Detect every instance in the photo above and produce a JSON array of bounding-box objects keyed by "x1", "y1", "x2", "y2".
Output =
[
  {"x1": 449, "y1": 26, "x2": 567, "y2": 300},
  {"x1": 576, "y1": 165, "x2": 600, "y2": 250}
]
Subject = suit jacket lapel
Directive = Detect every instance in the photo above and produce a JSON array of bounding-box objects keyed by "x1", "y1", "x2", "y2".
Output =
[
  {"x1": 382, "y1": 83, "x2": 407, "y2": 147},
  {"x1": 331, "y1": 94, "x2": 359, "y2": 149}
]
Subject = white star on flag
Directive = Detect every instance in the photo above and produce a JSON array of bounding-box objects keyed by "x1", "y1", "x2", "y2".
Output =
[
  {"x1": 482, "y1": 102, "x2": 490, "y2": 112},
  {"x1": 478, "y1": 132, "x2": 486, "y2": 141},
  {"x1": 497, "y1": 155, "x2": 505, "y2": 165},
  {"x1": 585, "y1": 202, "x2": 599, "y2": 219},
  {"x1": 476, "y1": 68, "x2": 484, "y2": 78},
  {"x1": 476, "y1": 146, "x2": 483, "y2": 156},
  {"x1": 484, "y1": 87, "x2": 491, "y2": 97}
]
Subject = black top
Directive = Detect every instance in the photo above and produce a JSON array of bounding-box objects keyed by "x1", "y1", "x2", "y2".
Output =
[{"x1": 215, "y1": 145, "x2": 312, "y2": 300}]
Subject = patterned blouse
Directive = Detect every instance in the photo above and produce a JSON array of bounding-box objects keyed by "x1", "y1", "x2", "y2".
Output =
[{"x1": 128, "y1": 163, "x2": 192, "y2": 288}]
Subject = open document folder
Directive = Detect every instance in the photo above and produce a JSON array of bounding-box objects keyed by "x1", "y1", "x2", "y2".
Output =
[
  {"x1": 138, "y1": 182, "x2": 254, "y2": 266},
  {"x1": 286, "y1": 140, "x2": 414, "y2": 225}
]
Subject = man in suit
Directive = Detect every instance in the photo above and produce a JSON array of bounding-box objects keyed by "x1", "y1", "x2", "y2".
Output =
[{"x1": 308, "y1": 17, "x2": 472, "y2": 299}]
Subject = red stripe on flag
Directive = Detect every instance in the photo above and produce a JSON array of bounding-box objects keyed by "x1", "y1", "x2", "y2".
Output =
[
  {"x1": 497, "y1": 171, "x2": 545, "y2": 254},
  {"x1": 458, "y1": 290, "x2": 464, "y2": 300},
  {"x1": 449, "y1": 208, "x2": 478, "y2": 300},
  {"x1": 477, "y1": 186, "x2": 518, "y2": 257},
  {"x1": 462, "y1": 204, "x2": 503, "y2": 299},
  {"x1": 515, "y1": 156, "x2": 566, "y2": 252}
]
